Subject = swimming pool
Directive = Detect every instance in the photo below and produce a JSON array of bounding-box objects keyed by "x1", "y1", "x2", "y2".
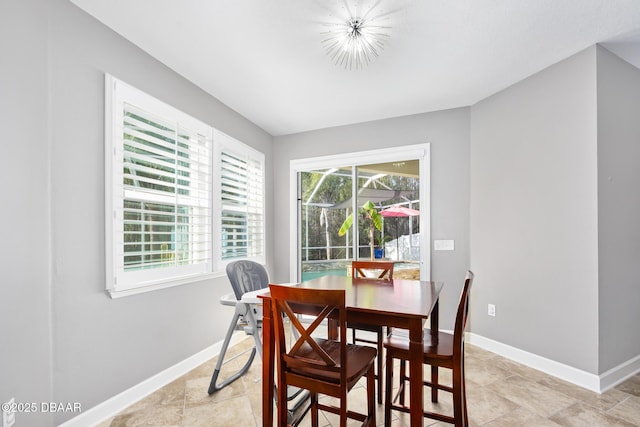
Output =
[
  {"x1": 301, "y1": 262, "x2": 419, "y2": 282},
  {"x1": 301, "y1": 269, "x2": 349, "y2": 282}
]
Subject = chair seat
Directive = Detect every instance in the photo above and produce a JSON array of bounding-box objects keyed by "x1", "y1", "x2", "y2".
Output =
[
  {"x1": 290, "y1": 339, "x2": 377, "y2": 384},
  {"x1": 384, "y1": 330, "x2": 455, "y2": 362}
]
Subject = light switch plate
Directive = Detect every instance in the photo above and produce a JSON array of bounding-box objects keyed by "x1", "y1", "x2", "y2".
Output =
[{"x1": 433, "y1": 239, "x2": 454, "y2": 251}]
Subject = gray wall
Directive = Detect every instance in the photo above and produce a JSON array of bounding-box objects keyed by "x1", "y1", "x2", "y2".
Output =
[
  {"x1": 1, "y1": 0, "x2": 54, "y2": 425},
  {"x1": 469, "y1": 47, "x2": 600, "y2": 373},
  {"x1": 3, "y1": 0, "x2": 273, "y2": 424},
  {"x1": 596, "y1": 46, "x2": 640, "y2": 372},
  {"x1": 273, "y1": 108, "x2": 471, "y2": 331}
]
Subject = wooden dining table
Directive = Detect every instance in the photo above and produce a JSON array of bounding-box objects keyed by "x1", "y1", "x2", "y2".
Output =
[{"x1": 259, "y1": 274, "x2": 444, "y2": 427}]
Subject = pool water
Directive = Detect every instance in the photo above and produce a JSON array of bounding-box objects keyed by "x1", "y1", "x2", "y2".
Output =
[
  {"x1": 301, "y1": 262, "x2": 419, "y2": 282},
  {"x1": 301, "y1": 269, "x2": 348, "y2": 282}
]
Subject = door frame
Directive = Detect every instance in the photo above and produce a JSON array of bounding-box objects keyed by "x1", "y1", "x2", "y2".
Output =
[{"x1": 289, "y1": 143, "x2": 431, "y2": 282}]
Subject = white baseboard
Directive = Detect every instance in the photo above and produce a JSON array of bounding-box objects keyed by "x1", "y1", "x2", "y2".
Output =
[
  {"x1": 58, "y1": 332, "x2": 247, "y2": 427},
  {"x1": 599, "y1": 353, "x2": 640, "y2": 392},
  {"x1": 467, "y1": 332, "x2": 640, "y2": 393}
]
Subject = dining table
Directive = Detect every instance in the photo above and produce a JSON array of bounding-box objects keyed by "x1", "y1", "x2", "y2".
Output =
[{"x1": 259, "y1": 274, "x2": 444, "y2": 427}]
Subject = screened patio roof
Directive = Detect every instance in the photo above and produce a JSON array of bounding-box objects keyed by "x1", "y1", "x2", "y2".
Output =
[{"x1": 304, "y1": 159, "x2": 420, "y2": 209}]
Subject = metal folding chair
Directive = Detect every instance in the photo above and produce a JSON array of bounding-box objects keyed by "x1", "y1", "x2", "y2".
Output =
[{"x1": 208, "y1": 260, "x2": 309, "y2": 424}]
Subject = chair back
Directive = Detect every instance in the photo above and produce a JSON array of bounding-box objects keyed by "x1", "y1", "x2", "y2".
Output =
[
  {"x1": 352, "y1": 260, "x2": 394, "y2": 279},
  {"x1": 453, "y1": 271, "x2": 475, "y2": 354},
  {"x1": 226, "y1": 260, "x2": 269, "y2": 300},
  {"x1": 269, "y1": 284, "x2": 347, "y2": 381}
]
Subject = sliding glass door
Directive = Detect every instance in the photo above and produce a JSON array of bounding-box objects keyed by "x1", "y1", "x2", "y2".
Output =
[
  {"x1": 292, "y1": 144, "x2": 429, "y2": 282},
  {"x1": 299, "y1": 166, "x2": 353, "y2": 280}
]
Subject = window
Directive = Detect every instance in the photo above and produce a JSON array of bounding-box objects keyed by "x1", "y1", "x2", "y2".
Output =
[
  {"x1": 216, "y1": 132, "x2": 265, "y2": 261},
  {"x1": 105, "y1": 75, "x2": 265, "y2": 297}
]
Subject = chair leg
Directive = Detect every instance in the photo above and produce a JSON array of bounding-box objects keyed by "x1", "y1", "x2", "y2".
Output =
[
  {"x1": 431, "y1": 365, "x2": 439, "y2": 402},
  {"x1": 311, "y1": 392, "x2": 318, "y2": 427},
  {"x1": 367, "y1": 365, "x2": 376, "y2": 427},
  {"x1": 377, "y1": 332, "x2": 383, "y2": 404},
  {"x1": 277, "y1": 377, "x2": 288, "y2": 426},
  {"x1": 452, "y1": 360, "x2": 466, "y2": 427},
  {"x1": 384, "y1": 350, "x2": 393, "y2": 427},
  {"x1": 462, "y1": 356, "x2": 468, "y2": 426},
  {"x1": 340, "y1": 389, "x2": 348, "y2": 427},
  {"x1": 398, "y1": 360, "x2": 407, "y2": 405}
]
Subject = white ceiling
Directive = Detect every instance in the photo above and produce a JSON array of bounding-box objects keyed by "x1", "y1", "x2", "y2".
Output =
[{"x1": 70, "y1": 0, "x2": 640, "y2": 136}]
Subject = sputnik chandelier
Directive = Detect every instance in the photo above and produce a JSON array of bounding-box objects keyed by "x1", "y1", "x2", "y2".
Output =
[{"x1": 321, "y1": 2, "x2": 391, "y2": 70}]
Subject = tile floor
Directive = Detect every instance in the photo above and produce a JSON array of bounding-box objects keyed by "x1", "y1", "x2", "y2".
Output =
[{"x1": 98, "y1": 336, "x2": 640, "y2": 426}]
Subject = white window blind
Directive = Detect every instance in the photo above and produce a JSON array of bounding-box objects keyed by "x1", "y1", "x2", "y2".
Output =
[
  {"x1": 217, "y1": 133, "x2": 265, "y2": 263},
  {"x1": 120, "y1": 103, "x2": 212, "y2": 271}
]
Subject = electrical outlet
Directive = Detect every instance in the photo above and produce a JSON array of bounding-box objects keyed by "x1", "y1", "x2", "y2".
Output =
[
  {"x1": 488, "y1": 304, "x2": 496, "y2": 317},
  {"x1": 3, "y1": 397, "x2": 15, "y2": 427}
]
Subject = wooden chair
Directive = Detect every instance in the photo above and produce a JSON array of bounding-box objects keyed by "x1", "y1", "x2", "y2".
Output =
[
  {"x1": 383, "y1": 271, "x2": 474, "y2": 427},
  {"x1": 270, "y1": 283, "x2": 377, "y2": 427},
  {"x1": 350, "y1": 260, "x2": 394, "y2": 403},
  {"x1": 352, "y1": 260, "x2": 394, "y2": 280}
]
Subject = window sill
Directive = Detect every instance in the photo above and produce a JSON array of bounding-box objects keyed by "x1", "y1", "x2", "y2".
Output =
[{"x1": 106, "y1": 271, "x2": 226, "y2": 299}]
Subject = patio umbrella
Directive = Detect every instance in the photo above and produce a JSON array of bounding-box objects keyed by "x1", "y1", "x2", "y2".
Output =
[{"x1": 379, "y1": 206, "x2": 420, "y2": 260}]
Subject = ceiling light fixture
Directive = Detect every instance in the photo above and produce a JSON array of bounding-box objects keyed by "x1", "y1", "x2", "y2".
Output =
[{"x1": 321, "y1": 2, "x2": 390, "y2": 70}]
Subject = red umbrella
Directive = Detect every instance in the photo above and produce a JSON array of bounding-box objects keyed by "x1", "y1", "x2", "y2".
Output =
[
  {"x1": 379, "y1": 206, "x2": 420, "y2": 260},
  {"x1": 379, "y1": 206, "x2": 420, "y2": 218}
]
